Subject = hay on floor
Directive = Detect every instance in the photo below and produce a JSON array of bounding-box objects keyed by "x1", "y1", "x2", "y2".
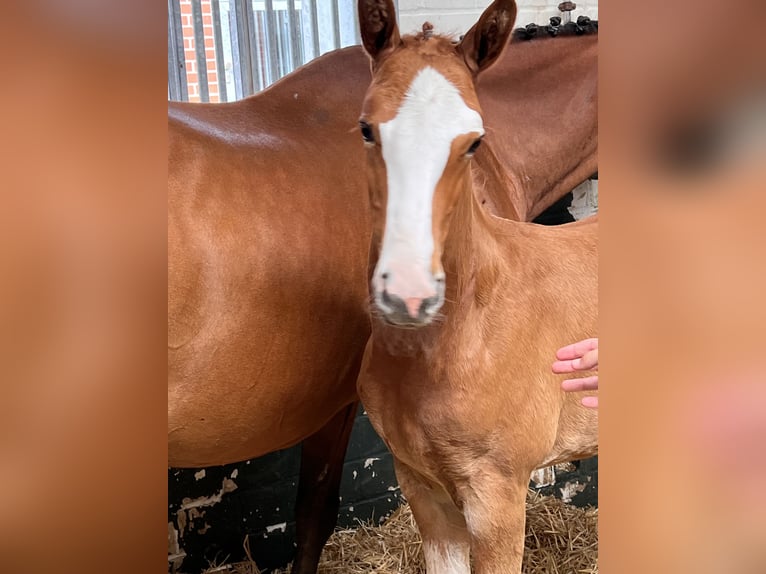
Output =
[{"x1": 205, "y1": 491, "x2": 597, "y2": 573}]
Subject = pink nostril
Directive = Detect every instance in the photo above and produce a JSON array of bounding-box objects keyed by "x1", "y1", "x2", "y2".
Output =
[{"x1": 404, "y1": 297, "x2": 423, "y2": 319}]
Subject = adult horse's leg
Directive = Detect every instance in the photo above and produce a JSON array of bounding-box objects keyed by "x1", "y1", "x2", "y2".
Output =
[{"x1": 291, "y1": 401, "x2": 358, "y2": 574}]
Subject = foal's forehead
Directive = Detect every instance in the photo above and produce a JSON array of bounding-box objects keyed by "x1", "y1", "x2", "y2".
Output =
[{"x1": 361, "y1": 36, "x2": 481, "y2": 121}]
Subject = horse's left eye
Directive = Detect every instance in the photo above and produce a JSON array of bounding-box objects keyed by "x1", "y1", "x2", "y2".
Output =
[
  {"x1": 467, "y1": 137, "x2": 483, "y2": 156},
  {"x1": 359, "y1": 121, "x2": 375, "y2": 144}
]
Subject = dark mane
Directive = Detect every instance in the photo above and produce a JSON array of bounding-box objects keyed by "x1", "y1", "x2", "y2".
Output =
[{"x1": 512, "y1": 16, "x2": 598, "y2": 41}]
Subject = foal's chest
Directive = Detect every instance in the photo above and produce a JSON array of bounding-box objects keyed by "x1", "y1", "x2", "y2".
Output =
[{"x1": 361, "y1": 347, "x2": 501, "y2": 470}]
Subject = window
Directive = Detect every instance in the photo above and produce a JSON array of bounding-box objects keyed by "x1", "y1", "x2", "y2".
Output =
[{"x1": 168, "y1": 0, "x2": 365, "y2": 102}]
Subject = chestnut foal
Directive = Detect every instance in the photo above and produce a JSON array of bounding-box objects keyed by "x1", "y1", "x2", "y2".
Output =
[{"x1": 356, "y1": 1, "x2": 598, "y2": 572}]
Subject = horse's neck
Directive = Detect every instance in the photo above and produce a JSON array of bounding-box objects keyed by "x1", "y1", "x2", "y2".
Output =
[
  {"x1": 442, "y1": 178, "x2": 514, "y2": 317},
  {"x1": 247, "y1": 46, "x2": 369, "y2": 124},
  {"x1": 472, "y1": 140, "x2": 524, "y2": 221},
  {"x1": 477, "y1": 34, "x2": 598, "y2": 219}
]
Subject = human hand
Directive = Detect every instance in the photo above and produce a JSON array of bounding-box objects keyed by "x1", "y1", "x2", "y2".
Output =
[{"x1": 552, "y1": 337, "x2": 598, "y2": 408}]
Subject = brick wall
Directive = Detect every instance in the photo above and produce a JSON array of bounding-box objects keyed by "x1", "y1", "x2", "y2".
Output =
[
  {"x1": 398, "y1": 0, "x2": 598, "y2": 36},
  {"x1": 180, "y1": 0, "x2": 222, "y2": 103}
]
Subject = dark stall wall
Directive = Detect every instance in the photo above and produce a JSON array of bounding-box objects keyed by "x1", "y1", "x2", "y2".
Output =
[
  {"x1": 169, "y1": 407, "x2": 402, "y2": 573},
  {"x1": 530, "y1": 456, "x2": 598, "y2": 507}
]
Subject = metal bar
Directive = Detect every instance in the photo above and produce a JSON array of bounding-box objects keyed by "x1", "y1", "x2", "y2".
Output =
[
  {"x1": 167, "y1": 0, "x2": 188, "y2": 101},
  {"x1": 309, "y1": 0, "x2": 320, "y2": 59},
  {"x1": 233, "y1": 0, "x2": 255, "y2": 96},
  {"x1": 247, "y1": 4, "x2": 264, "y2": 91},
  {"x1": 167, "y1": 0, "x2": 179, "y2": 99},
  {"x1": 264, "y1": 0, "x2": 280, "y2": 85},
  {"x1": 229, "y1": 8, "x2": 243, "y2": 99},
  {"x1": 211, "y1": 0, "x2": 228, "y2": 102},
  {"x1": 191, "y1": 0, "x2": 210, "y2": 102},
  {"x1": 286, "y1": 0, "x2": 302, "y2": 70},
  {"x1": 330, "y1": 0, "x2": 341, "y2": 49}
]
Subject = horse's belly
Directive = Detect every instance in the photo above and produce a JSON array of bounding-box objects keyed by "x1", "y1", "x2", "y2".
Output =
[
  {"x1": 538, "y1": 399, "x2": 599, "y2": 468},
  {"x1": 168, "y1": 325, "x2": 362, "y2": 466},
  {"x1": 168, "y1": 214, "x2": 369, "y2": 467}
]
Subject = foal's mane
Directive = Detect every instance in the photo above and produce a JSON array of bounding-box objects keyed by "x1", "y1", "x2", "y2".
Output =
[{"x1": 403, "y1": 22, "x2": 459, "y2": 50}]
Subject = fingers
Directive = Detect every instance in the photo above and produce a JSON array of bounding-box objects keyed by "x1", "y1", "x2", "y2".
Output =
[
  {"x1": 578, "y1": 348, "x2": 598, "y2": 370},
  {"x1": 552, "y1": 340, "x2": 598, "y2": 373},
  {"x1": 555, "y1": 337, "x2": 598, "y2": 361},
  {"x1": 560, "y1": 375, "x2": 599, "y2": 392},
  {"x1": 552, "y1": 350, "x2": 598, "y2": 373},
  {"x1": 551, "y1": 359, "x2": 578, "y2": 373},
  {"x1": 554, "y1": 339, "x2": 599, "y2": 410}
]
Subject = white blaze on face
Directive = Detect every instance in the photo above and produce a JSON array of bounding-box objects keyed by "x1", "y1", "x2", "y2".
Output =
[{"x1": 375, "y1": 66, "x2": 484, "y2": 298}]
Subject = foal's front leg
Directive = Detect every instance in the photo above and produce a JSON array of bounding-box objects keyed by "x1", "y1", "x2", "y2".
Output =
[
  {"x1": 394, "y1": 459, "x2": 471, "y2": 574},
  {"x1": 462, "y1": 474, "x2": 529, "y2": 574}
]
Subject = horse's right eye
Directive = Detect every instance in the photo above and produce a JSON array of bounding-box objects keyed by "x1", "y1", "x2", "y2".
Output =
[
  {"x1": 466, "y1": 137, "x2": 483, "y2": 156},
  {"x1": 359, "y1": 121, "x2": 375, "y2": 144}
]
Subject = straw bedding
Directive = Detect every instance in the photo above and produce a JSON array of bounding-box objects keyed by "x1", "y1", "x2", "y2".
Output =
[{"x1": 204, "y1": 490, "x2": 597, "y2": 574}]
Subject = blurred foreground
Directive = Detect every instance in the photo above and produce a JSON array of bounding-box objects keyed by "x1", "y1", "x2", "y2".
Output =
[{"x1": 0, "y1": 1, "x2": 764, "y2": 573}]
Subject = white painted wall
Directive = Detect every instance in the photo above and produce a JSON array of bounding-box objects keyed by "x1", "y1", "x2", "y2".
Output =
[{"x1": 398, "y1": 0, "x2": 598, "y2": 37}]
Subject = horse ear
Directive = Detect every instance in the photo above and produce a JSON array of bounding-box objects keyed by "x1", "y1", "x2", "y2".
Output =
[
  {"x1": 358, "y1": 0, "x2": 401, "y2": 62},
  {"x1": 458, "y1": 0, "x2": 517, "y2": 75}
]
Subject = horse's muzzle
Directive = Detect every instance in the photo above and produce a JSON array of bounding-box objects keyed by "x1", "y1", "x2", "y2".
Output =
[{"x1": 376, "y1": 289, "x2": 443, "y2": 326}]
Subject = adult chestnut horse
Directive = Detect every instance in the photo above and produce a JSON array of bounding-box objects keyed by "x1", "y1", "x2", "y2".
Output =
[
  {"x1": 168, "y1": 19, "x2": 596, "y2": 574},
  {"x1": 355, "y1": 1, "x2": 597, "y2": 572}
]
